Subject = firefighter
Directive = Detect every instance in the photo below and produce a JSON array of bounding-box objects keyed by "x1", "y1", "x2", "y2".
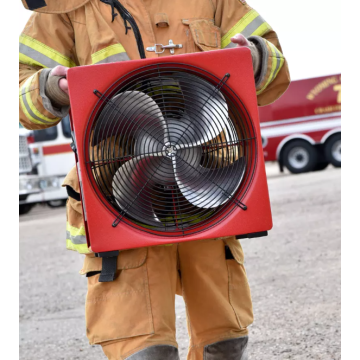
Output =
[{"x1": 19, "y1": 1, "x2": 290, "y2": 359}]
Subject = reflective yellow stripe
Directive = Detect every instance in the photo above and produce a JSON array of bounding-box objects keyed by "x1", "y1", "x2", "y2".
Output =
[
  {"x1": 250, "y1": 22, "x2": 272, "y2": 37},
  {"x1": 91, "y1": 44, "x2": 128, "y2": 64},
  {"x1": 19, "y1": 74, "x2": 60, "y2": 125},
  {"x1": 66, "y1": 222, "x2": 86, "y2": 237},
  {"x1": 257, "y1": 44, "x2": 277, "y2": 95},
  {"x1": 66, "y1": 239, "x2": 91, "y2": 254},
  {"x1": 256, "y1": 41, "x2": 284, "y2": 95},
  {"x1": 24, "y1": 80, "x2": 58, "y2": 123},
  {"x1": 272, "y1": 47, "x2": 285, "y2": 81},
  {"x1": 221, "y1": 9, "x2": 272, "y2": 48},
  {"x1": 66, "y1": 223, "x2": 90, "y2": 254},
  {"x1": 19, "y1": 76, "x2": 37, "y2": 124},
  {"x1": 20, "y1": 34, "x2": 76, "y2": 68},
  {"x1": 19, "y1": 53, "x2": 45, "y2": 68}
]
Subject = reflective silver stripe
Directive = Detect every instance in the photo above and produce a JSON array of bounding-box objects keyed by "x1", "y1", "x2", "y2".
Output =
[
  {"x1": 66, "y1": 231, "x2": 87, "y2": 245},
  {"x1": 224, "y1": 14, "x2": 269, "y2": 49},
  {"x1": 19, "y1": 43, "x2": 60, "y2": 68},
  {"x1": 241, "y1": 14, "x2": 268, "y2": 38},
  {"x1": 95, "y1": 52, "x2": 130, "y2": 64},
  {"x1": 20, "y1": 80, "x2": 54, "y2": 124},
  {"x1": 269, "y1": 47, "x2": 282, "y2": 83}
]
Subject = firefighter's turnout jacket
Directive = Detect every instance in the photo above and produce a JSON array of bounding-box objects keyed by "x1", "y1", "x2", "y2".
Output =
[
  {"x1": 19, "y1": 2, "x2": 290, "y2": 357},
  {"x1": 19, "y1": 0, "x2": 290, "y2": 257}
]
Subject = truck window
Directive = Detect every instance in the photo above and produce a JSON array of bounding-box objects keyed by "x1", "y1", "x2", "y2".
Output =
[
  {"x1": 61, "y1": 116, "x2": 72, "y2": 138},
  {"x1": 34, "y1": 126, "x2": 58, "y2": 142}
]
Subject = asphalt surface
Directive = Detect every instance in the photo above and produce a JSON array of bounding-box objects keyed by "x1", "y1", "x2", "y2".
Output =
[{"x1": 19, "y1": 164, "x2": 341, "y2": 360}]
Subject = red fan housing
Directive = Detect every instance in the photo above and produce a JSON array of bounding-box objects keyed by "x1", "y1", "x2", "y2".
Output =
[{"x1": 68, "y1": 47, "x2": 272, "y2": 253}]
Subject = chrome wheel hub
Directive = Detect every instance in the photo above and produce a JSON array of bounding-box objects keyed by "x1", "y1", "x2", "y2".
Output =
[
  {"x1": 288, "y1": 147, "x2": 309, "y2": 169},
  {"x1": 331, "y1": 140, "x2": 341, "y2": 162}
]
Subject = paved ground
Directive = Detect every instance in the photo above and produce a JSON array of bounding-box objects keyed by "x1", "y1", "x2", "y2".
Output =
[{"x1": 19, "y1": 164, "x2": 341, "y2": 360}]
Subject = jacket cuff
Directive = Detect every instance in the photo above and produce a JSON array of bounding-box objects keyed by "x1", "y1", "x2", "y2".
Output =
[
  {"x1": 248, "y1": 41, "x2": 261, "y2": 78},
  {"x1": 249, "y1": 35, "x2": 285, "y2": 95},
  {"x1": 39, "y1": 68, "x2": 70, "y2": 118}
]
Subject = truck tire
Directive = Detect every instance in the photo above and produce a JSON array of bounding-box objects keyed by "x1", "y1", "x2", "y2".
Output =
[
  {"x1": 47, "y1": 200, "x2": 66, "y2": 208},
  {"x1": 324, "y1": 133, "x2": 341, "y2": 167},
  {"x1": 313, "y1": 161, "x2": 329, "y2": 172},
  {"x1": 282, "y1": 140, "x2": 317, "y2": 174},
  {"x1": 19, "y1": 204, "x2": 34, "y2": 215}
]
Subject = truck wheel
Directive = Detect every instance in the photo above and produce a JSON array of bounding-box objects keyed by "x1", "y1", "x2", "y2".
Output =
[
  {"x1": 313, "y1": 161, "x2": 329, "y2": 172},
  {"x1": 324, "y1": 133, "x2": 341, "y2": 167},
  {"x1": 282, "y1": 140, "x2": 317, "y2": 174},
  {"x1": 47, "y1": 200, "x2": 66, "y2": 208},
  {"x1": 19, "y1": 204, "x2": 34, "y2": 215}
]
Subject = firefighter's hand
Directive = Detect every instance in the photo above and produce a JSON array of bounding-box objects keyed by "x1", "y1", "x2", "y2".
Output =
[
  {"x1": 50, "y1": 66, "x2": 69, "y2": 94},
  {"x1": 230, "y1": 34, "x2": 260, "y2": 76},
  {"x1": 46, "y1": 66, "x2": 70, "y2": 107},
  {"x1": 230, "y1": 33, "x2": 252, "y2": 47}
]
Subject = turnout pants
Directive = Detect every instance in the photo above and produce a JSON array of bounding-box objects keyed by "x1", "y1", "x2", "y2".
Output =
[{"x1": 84, "y1": 237, "x2": 253, "y2": 359}]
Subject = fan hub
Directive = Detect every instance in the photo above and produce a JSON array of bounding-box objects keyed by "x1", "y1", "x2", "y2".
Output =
[{"x1": 163, "y1": 144, "x2": 177, "y2": 158}]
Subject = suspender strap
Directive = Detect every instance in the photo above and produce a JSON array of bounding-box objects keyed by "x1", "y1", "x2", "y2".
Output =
[
  {"x1": 96, "y1": 251, "x2": 120, "y2": 282},
  {"x1": 66, "y1": 185, "x2": 81, "y2": 201}
]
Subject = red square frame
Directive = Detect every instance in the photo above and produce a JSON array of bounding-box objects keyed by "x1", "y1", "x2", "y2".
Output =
[{"x1": 68, "y1": 47, "x2": 272, "y2": 252}]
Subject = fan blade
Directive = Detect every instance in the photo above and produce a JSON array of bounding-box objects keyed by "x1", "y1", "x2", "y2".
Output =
[
  {"x1": 134, "y1": 131, "x2": 164, "y2": 157},
  {"x1": 170, "y1": 73, "x2": 229, "y2": 146},
  {"x1": 167, "y1": 115, "x2": 199, "y2": 146},
  {"x1": 92, "y1": 91, "x2": 168, "y2": 147},
  {"x1": 112, "y1": 155, "x2": 176, "y2": 226},
  {"x1": 173, "y1": 152, "x2": 246, "y2": 208}
]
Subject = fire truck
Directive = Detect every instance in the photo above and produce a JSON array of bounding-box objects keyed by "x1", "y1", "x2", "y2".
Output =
[
  {"x1": 259, "y1": 74, "x2": 341, "y2": 173},
  {"x1": 19, "y1": 116, "x2": 74, "y2": 214}
]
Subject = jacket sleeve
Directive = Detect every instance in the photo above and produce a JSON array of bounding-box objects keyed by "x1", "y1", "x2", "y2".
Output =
[
  {"x1": 214, "y1": 0, "x2": 290, "y2": 106},
  {"x1": 19, "y1": 12, "x2": 76, "y2": 130}
]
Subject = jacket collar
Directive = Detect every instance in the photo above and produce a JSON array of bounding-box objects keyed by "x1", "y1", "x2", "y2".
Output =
[{"x1": 21, "y1": 0, "x2": 90, "y2": 13}]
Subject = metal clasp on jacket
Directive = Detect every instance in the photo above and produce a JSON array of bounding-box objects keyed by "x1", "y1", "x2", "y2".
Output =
[{"x1": 146, "y1": 40, "x2": 183, "y2": 55}]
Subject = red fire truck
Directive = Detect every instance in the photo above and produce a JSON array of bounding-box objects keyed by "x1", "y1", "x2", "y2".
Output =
[{"x1": 259, "y1": 74, "x2": 341, "y2": 173}]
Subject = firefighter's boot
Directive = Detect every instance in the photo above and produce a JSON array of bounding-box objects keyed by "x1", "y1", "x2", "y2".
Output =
[
  {"x1": 203, "y1": 337, "x2": 249, "y2": 360},
  {"x1": 126, "y1": 345, "x2": 180, "y2": 360}
]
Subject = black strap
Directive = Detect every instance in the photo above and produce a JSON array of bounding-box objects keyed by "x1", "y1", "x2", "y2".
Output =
[
  {"x1": 225, "y1": 245, "x2": 235, "y2": 260},
  {"x1": 25, "y1": 0, "x2": 47, "y2": 10},
  {"x1": 100, "y1": 0, "x2": 146, "y2": 58},
  {"x1": 66, "y1": 185, "x2": 81, "y2": 202},
  {"x1": 86, "y1": 271, "x2": 101, "y2": 278},
  {"x1": 96, "y1": 251, "x2": 120, "y2": 282}
]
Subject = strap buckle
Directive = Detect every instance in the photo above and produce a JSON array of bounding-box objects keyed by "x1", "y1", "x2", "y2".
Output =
[
  {"x1": 146, "y1": 40, "x2": 183, "y2": 55},
  {"x1": 95, "y1": 250, "x2": 120, "y2": 282}
]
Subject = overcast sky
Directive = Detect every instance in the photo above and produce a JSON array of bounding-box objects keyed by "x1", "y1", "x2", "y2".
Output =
[{"x1": 18, "y1": 0, "x2": 340, "y2": 80}]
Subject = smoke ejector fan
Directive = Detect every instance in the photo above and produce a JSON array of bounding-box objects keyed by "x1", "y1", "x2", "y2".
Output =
[{"x1": 68, "y1": 48, "x2": 273, "y2": 254}]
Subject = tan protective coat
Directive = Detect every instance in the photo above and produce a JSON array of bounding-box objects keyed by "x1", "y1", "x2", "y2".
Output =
[
  {"x1": 20, "y1": 0, "x2": 290, "y2": 129},
  {"x1": 19, "y1": 0, "x2": 290, "y2": 255}
]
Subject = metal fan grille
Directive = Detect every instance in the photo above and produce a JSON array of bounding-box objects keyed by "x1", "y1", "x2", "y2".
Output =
[{"x1": 85, "y1": 64, "x2": 257, "y2": 236}]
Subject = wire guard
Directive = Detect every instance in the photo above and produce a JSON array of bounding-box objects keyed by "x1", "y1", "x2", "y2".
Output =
[{"x1": 87, "y1": 66, "x2": 256, "y2": 235}]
